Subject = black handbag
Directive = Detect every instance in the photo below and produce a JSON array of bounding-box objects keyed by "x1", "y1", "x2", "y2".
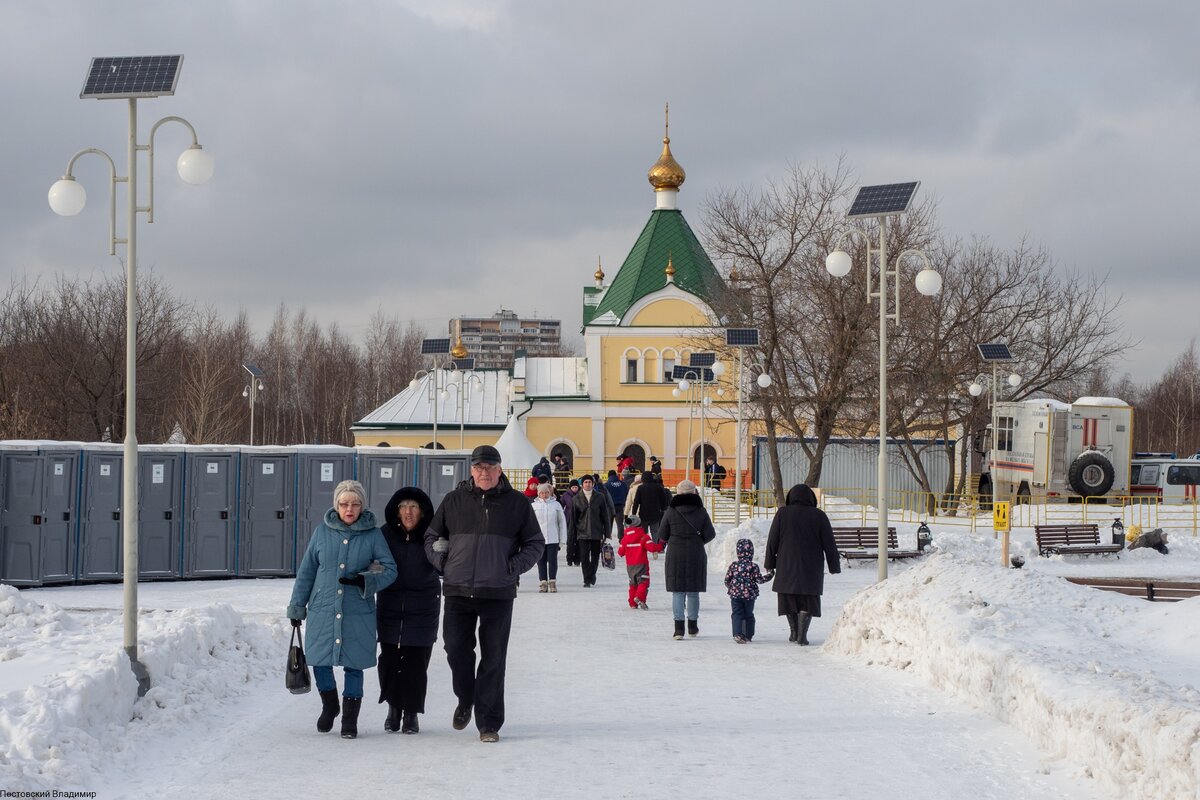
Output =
[{"x1": 286, "y1": 626, "x2": 312, "y2": 694}]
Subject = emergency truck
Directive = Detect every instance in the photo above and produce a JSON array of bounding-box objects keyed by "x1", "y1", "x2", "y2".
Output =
[{"x1": 977, "y1": 396, "x2": 1133, "y2": 503}]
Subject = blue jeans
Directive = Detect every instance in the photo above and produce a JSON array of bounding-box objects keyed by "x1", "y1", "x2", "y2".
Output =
[
  {"x1": 730, "y1": 597, "x2": 756, "y2": 640},
  {"x1": 671, "y1": 592, "x2": 699, "y2": 621},
  {"x1": 313, "y1": 666, "x2": 364, "y2": 698}
]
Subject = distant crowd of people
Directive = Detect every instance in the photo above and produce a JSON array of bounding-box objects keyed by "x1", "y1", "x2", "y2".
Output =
[{"x1": 286, "y1": 445, "x2": 839, "y2": 742}]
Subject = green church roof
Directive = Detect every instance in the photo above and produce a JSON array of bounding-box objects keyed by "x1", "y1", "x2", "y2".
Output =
[{"x1": 585, "y1": 209, "x2": 725, "y2": 326}]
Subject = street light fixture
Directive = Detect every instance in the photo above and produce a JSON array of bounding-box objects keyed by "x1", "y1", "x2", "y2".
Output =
[
  {"x1": 442, "y1": 371, "x2": 485, "y2": 449},
  {"x1": 825, "y1": 182, "x2": 940, "y2": 583},
  {"x1": 673, "y1": 358, "x2": 720, "y2": 485},
  {"x1": 723, "y1": 329, "x2": 772, "y2": 524},
  {"x1": 242, "y1": 363, "x2": 266, "y2": 445},
  {"x1": 47, "y1": 55, "x2": 212, "y2": 695},
  {"x1": 410, "y1": 361, "x2": 459, "y2": 450}
]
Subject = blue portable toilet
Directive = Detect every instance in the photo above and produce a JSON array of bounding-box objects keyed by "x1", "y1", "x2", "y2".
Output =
[
  {"x1": 39, "y1": 442, "x2": 82, "y2": 584},
  {"x1": 295, "y1": 445, "x2": 355, "y2": 569},
  {"x1": 239, "y1": 447, "x2": 296, "y2": 577},
  {"x1": 417, "y1": 449, "x2": 471, "y2": 510},
  {"x1": 358, "y1": 447, "x2": 416, "y2": 521},
  {"x1": 184, "y1": 445, "x2": 238, "y2": 578},
  {"x1": 0, "y1": 441, "x2": 81, "y2": 587},
  {"x1": 79, "y1": 443, "x2": 125, "y2": 582},
  {"x1": 138, "y1": 445, "x2": 185, "y2": 580}
]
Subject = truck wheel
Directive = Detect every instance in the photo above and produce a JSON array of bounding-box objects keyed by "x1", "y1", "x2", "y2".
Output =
[{"x1": 1068, "y1": 453, "x2": 1115, "y2": 497}]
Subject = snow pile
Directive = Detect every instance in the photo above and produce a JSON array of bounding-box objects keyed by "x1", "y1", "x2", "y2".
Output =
[
  {"x1": 0, "y1": 586, "x2": 285, "y2": 791},
  {"x1": 825, "y1": 543, "x2": 1200, "y2": 800}
]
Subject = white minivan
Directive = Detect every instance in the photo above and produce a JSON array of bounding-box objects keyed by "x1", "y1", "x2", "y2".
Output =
[{"x1": 1130, "y1": 457, "x2": 1200, "y2": 502}]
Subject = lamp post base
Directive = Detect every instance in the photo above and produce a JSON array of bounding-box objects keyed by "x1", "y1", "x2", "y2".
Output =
[{"x1": 126, "y1": 646, "x2": 151, "y2": 697}]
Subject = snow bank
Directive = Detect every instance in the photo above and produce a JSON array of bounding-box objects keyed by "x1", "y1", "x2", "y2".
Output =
[
  {"x1": 0, "y1": 586, "x2": 285, "y2": 791},
  {"x1": 824, "y1": 542, "x2": 1200, "y2": 800}
]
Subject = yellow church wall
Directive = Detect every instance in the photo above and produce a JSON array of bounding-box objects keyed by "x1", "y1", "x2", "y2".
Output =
[
  {"x1": 604, "y1": 418, "x2": 662, "y2": 464},
  {"x1": 600, "y1": 333, "x2": 724, "y2": 403},
  {"x1": 669, "y1": 412, "x2": 737, "y2": 471},
  {"x1": 628, "y1": 298, "x2": 710, "y2": 327},
  {"x1": 525, "y1": 416, "x2": 593, "y2": 462}
]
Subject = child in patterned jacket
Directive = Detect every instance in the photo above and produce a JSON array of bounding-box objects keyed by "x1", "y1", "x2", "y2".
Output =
[
  {"x1": 724, "y1": 538, "x2": 774, "y2": 643},
  {"x1": 617, "y1": 516, "x2": 663, "y2": 609}
]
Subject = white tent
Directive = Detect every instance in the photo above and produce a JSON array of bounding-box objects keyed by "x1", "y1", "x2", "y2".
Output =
[{"x1": 495, "y1": 414, "x2": 543, "y2": 471}]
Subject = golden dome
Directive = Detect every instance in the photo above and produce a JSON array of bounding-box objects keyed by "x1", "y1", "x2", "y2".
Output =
[
  {"x1": 594, "y1": 256, "x2": 605, "y2": 282},
  {"x1": 665, "y1": 254, "x2": 676, "y2": 277},
  {"x1": 450, "y1": 334, "x2": 468, "y2": 360},
  {"x1": 647, "y1": 103, "x2": 685, "y2": 192}
]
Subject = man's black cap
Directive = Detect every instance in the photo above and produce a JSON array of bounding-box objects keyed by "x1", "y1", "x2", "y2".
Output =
[{"x1": 471, "y1": 444, "x2": 502, "y2": 465}]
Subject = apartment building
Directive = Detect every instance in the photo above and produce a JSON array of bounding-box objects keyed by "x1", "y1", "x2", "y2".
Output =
[{"x1": 452, "y1": 309, "x2": 561, "y2": 369}]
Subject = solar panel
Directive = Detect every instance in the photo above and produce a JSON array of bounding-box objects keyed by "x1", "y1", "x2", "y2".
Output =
[
  {"x1": 81, "y1": 56, "x2": 183, "y2": 99},
  {"x1": 977, "y1": 343, "x2": 1013, "y2": 362},
  {"x1": 421, "y1": 338, "x2": 451, "y2": 355},
  {"x1": 725, "y1": 328, "x2": 760, "y2": 347},
  {"x1": 688, "y1": 352, "x2": 716, "y2": 367},
  {"x1": 847, "y1": 182, "x2": 920, "y2": 219},
  {"x1": 672, "y1": 365, "x2": 714, "y2": 383},
  {"x1": 452, "y1": 358, "x2": 475, "y2": 370},
  {"x1": 242, "y1": 362, "x2": 265, "y2": 378}
]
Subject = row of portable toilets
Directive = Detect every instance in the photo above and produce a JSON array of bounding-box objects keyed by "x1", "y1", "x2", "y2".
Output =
[{"x1": 0, "y1": 442, "x2": 472, "y2": 588}]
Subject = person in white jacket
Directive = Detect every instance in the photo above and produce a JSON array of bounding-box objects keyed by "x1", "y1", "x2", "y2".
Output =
[{"x1": 532, "y1": 482, "x2": 567, "y2": 593}]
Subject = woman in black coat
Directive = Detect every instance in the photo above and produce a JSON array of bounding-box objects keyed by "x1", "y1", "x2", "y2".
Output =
[
  {"x1": 658, "y1": 480, "x2": 716, "y2": 640},
  {"x1": 376, "y1": 487, "x2": 441, "y2": 733},
  {"x1": 632, "y1": 472, "x2": 671, "y2": 542},
  {"x1": 764, "y1": 484, "x2": 840, "y2": 646}
]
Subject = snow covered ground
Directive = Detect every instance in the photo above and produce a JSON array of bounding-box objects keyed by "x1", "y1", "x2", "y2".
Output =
[{"x1": 2, "y1": 501, "x2": 1198, "y2": 799}]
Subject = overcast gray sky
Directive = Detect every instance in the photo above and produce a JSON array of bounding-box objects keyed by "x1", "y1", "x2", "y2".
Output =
[{"x1": 3, "y1": 1, "x2": 1197, "y2": 384}]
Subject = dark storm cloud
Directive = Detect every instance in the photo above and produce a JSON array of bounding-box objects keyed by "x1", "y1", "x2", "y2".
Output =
[{"x1": 3, "y1": 0, "x2": 1198, "y2": 380}]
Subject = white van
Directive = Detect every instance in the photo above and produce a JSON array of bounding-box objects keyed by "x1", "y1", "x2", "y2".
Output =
[{"x1": 1130, "y1": 457, "x2": 1200, "y2": 502}]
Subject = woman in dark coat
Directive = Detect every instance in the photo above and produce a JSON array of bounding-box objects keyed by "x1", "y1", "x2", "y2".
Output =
[
  {"x1": 376, "y1": 487, "x2": 442, "y2": 734},
  {"x1": 764, "y1": 484, "x2": 840, "y2": 646},
  {"x1": 658, "y1": 480, "x2": 716, "y2": 640},
  {"x1": 632, "y1": 472, "x2": 671, "y2": 542}
]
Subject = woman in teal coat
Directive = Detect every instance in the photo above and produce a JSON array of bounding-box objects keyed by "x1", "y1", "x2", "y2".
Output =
[{"x1": 288, "y1": 479, "x2": 396, "y2": 739}]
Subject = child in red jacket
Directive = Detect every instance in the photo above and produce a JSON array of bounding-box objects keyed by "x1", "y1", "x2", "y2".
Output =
[{"x1": 617, "y1": 516, "x2": 662, "y2": 609}]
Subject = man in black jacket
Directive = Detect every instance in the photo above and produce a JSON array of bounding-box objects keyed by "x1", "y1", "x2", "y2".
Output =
[{"x1": 425, "y1": 445, "x2": 544, "y2": 743}]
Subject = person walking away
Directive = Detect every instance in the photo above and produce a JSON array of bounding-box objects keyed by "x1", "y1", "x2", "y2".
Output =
[
  {"x1": 288, "y1": 480, "x2": 397, "y2": 739},
  {"x1": 632, "y1": 472, "x2": 671, "y2": 546},
  {"x1": 532, "y1": 482, "x2": 567, "y2": 593},
  {"x1": 570, "y1": 474, "x2": 613, "y2": 587},
  {"x1": 532, "y1": 456, "x2": 552, "y2": 484},
  {"x1": 764, "y1": 484, "x2": 840, "y2": 646},
  {"x1": 618, "y1": 515, "x2": 662, "y2": 609},
  {"x1": 658, "y1": 480, "x2": 716, "y2": 639},
  {"x1": 724, "y1": 538, "x2": 773, "y2": 643},
  {"x1": 376, "y1": 487, "x2": 441, "y2": 734},
  {"x1": 425, "y1": 445, "x2": 544, "y2": 743},
  {"x1": 605, "y1": 470, "x2": 630, "y2": 538}
]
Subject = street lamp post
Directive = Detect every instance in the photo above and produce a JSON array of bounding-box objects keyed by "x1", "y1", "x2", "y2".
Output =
[
  {"x1": 444, "y1": 372, "x2": 485, "y2": 448},
  {"x1": 825, "y1": 182, "x2": 941, "y2": 582},
  {"x1": 242, "y1": 363, "x2": 265, "y2": 446},
  {"x1": 673, "y1": 363, "x2": 720, "y2": 486},
  {"x1": 410, "y1": 362, "x2": 459, "y2": 450},
  {"x1": 969, "y1": 363, "x2": 1022, "y2": 492},
  {"x1": 48, "y1": 56, "x2": 213, "y2": 694},
  {"x1": 732, "y1": 349, "x2": 771, "y2": 524}
]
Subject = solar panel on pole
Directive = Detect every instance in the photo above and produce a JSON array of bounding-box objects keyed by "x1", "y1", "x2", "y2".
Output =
[
  {"x1": 242, "y1": 362, "x2": 265, "y2": 379},
  {"x1": 80, "y1": 56, "x2": 183, "y2": 99},
  {"x1": 421, "y1": 338, "x2": 451, "y2": 355},
  {"x1": 977, "y1": 343, "x2": 1014, "y2": 362},
  {"x1": 672, "y1": 365, "x2": 713, "y2": 383},
  {"x1": 452, "y1": 358, "x2": 475, "y2": 370},
  {"x1": 846, "y1": 182, "x2": 920, "y2": 218},
  {"x1": 688, "y1": 352, "x2": 716, "y2": 367},
  {"x1": 725, "y1": 328, "x2": 760, "y2": 347}
]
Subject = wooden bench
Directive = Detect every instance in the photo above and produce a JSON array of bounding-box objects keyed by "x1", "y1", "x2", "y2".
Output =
[
  {"x1": 1034, "y1": 524, "x2": 1123, "y2": 557},
  {"x1": 832, "y1": 527, "x2": 922, "y2": 564},
  {"x1": 1065, "y1": 577, "x2": 1200, "y2": 602}
]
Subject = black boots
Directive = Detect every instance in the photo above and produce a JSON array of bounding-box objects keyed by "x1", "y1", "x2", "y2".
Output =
[
  {"x1": 797, "y1": 611, "x2": 812, "y2": 646},
  {"x1": 384, "y1": 704, "x2": 401, "y2": 733},
  {"x1": 341, "y1": 697, "x2": 362, "y2": 739},
  {"x1": 317, "y1": 689, "x2": 340, "y2": 733},
  {"x1": 401, "y1": 711, "x2": 419, "y2": 734},
  {"x1": 687, "y1": 619, "x2": 699, "y2": 637},
  {"x1": 673, "y1": 620, "x2": 685, "y2": 640},
  {"x1": 787, "y1": 613, "x2": 799, "y2": 643}
]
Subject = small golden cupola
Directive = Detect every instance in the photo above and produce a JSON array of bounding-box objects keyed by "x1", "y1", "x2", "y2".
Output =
[
  {"x1": 647, "y1": 103, "x2": 685, "y2": 209},
  {"x1": 450, "y1": 319, "x2": 468, "y2": 359},
  {"x1": 594, "y1": 256, "x2": 605, "y2": 288},
  {"x1": 664, "y1": 252, "x2": 676, "y2": 282}
]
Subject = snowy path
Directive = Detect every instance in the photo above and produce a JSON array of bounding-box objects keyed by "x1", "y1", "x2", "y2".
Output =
[{"x1": 18, "y1": 563, "x2": 1111, "y2": 800}]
